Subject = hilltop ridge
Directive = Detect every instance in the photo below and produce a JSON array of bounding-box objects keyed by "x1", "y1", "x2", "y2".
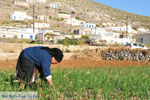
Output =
[{"x1": 0, "y1": 0, "x2": 150, "y2": 30}]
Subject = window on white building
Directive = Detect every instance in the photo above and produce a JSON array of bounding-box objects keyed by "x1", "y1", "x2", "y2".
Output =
[
  {"x1": 3, "y1": 35, "x2": 5, "y2": 38},
  {"x1": 21, "y1": 34, "x2": 23, "y2": 39},
  {"x1": 30, "y1": 35, "x2": 33, "y2": 40}
]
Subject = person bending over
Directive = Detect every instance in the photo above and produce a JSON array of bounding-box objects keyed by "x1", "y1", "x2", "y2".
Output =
[{"x1": 16, "y1": 46, "x2": 63, "y2": 90}]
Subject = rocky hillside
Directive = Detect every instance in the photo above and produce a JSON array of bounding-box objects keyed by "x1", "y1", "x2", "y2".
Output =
[{"x1": 0, "y1": 0, "x2": 150, "y2": 30}]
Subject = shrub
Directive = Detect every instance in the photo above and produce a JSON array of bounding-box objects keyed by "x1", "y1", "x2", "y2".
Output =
[
  {"x1": 81, "y1": 35, "x2": 89, "y2": 39},
  {"x1": 57, "y1": 38, "x2": 84, "y2": 46}
]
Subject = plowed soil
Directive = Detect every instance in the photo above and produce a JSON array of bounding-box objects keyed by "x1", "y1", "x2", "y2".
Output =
[{"x1": 0, "y1": 58, "x2": 150, "y2": 71}]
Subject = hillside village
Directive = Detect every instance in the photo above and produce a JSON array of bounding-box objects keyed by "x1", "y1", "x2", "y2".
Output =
[{"x1": 0, "y1": 0, "x2": 150, "y2": 45}]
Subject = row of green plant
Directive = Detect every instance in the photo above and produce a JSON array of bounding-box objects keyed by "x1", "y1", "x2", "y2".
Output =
[{"x1": 0, "y1": 66, "x2": 150, "y2": 99}]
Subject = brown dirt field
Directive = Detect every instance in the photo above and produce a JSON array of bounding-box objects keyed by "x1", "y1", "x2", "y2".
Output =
[
  {"x1": 54, "y1": 59, "x2": 150, "y2": 68},
  {"x1": 0, "y1": 58, "x2": 150, "y2": 71}
]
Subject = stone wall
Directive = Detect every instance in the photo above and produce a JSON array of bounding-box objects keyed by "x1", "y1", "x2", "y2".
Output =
[
  {"x1": 102, "y1": 48, "x2": 150, "y2": 61},
  {"x1": 2, "y1": 43, "x2": 150, "y2": 61}
]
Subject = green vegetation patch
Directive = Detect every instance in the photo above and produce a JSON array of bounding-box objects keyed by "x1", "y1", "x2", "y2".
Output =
[
  {"x1": 57, "y1": 38, "x2": 84, "y2": 46},
  {"x1": 0, "y1": 66, "x2": 150, "y2": 99}
]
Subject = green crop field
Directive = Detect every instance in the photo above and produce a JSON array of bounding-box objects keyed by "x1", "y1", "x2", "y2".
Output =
[{"x1": 0, "y1": 66, "x2": 150, "y2": 100}]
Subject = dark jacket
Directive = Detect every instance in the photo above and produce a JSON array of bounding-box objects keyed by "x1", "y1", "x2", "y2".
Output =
[{"x1": 23, "y1": 46, "x2": 52, "y2": 78}]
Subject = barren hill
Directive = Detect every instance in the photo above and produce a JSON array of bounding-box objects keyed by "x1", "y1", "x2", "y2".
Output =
[{"x1": 0, "y1": 0, "x2": 150, "y2": 29}]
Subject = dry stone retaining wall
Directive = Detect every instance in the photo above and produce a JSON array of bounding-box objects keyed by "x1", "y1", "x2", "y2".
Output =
[{"x1": 102, "y1": 48, "x2": 150, "y2": 61}]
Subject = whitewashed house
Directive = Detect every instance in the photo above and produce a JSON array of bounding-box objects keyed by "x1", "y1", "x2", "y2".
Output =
[
  {"x1": 95, "y1": 28, "x2": 131, "y2": 44},
  {"x1": 89, "y1": 36, "x2": 101, "y2": 44},
  {"x1": 113, "y1": 38, "x2": 131, "y2": 44},
  {"x1": 102, "y1": 23, "x2": 116, "y2": 27},
  {"x1": 72, "y1": 27, "x2": 96, "y2": 35},
  {"x1": 72, "y1": 27, "x2": 131, "y2": 44},
  {"x1": 14, "y1": 1, "x2": 29, "y2": 7},
  {"x1": 0, "y1": 32, "x2": 35, "y2": 40},
  {"x1": 31, "y1": 23, "x2": 50, "y2": 28},
  {"x1": 26, "y1": 0, "x2": 34, "y2": 3},
  {"x1": 99, "y1": 32, "x2": 131, "y2": 44},
  {"x1": 137, "y1": 28, "x2": 149, "y2": 32},
  {"x1": 36, "y1": 0, "x2": 46, "y2": 3},
  {"x1": 26, "y1": 0, "x2": 46, "y2": 3},
  {"x1": 106, "y1": 25, "x2": 137, "y2": 33},
  {"x1": 81, "y1": 23, "x2": 96, "y2": 28},
  {"x1": 64, "y1": 18, "x2": 85, "y2": 26},
  {"x1": 72, "y1": 23, "x2": 97, "y2": 35},
  {"x1": 49, "y1": 3, "x2": 58, "y2": 8},
  {"x1": 20, "y1": 33, "x2": 35, "y2": 40},
  {"x1": 0, "y1": 27, "x2": 38, "y2": 40},
  {"x1": 58, "y1": 14, "x2": 71, "y2": 19},
  {"x1": 94, "y1": 28, "x2": 107, "y2": 36},
  {"x1": 11, "y1": 11, "x2": 32, "y2": 21},
  {"x1": 95, "y1": 28, "x2": 122, "y2": 38}
]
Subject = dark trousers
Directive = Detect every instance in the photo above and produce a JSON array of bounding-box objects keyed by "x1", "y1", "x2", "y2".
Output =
[{"x1": 16, "y1": 51, "x2": 35, "y2": 84}]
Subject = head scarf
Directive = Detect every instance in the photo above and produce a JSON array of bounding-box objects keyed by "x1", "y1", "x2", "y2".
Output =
[{"x1": 41, "y1": 47, "x2": 63, "y2": 62}]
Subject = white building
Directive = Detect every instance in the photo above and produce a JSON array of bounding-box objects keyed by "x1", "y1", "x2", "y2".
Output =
[
  {"x1": 137, "y1": 28, "x2": 149, "y2": 32},
  {"x1": 10, "y1": 11, "x2": 32, "y2": 21},
  {"x1": 94, "y1": 28, "x2": 131, "y2": 44},
  {"x1": 100, "y1": 34, "x2": 131, "y2": 44},
  {"x1": 112, "y1": 38, "x2": 131, "y2": 44},
  {"x1": 26, "y1": 0, "x2": 46, "y2": 3},
  {"x1": 72, "y1": 27, "x2": 132, "y2": 44},
  {"x1": 94, "y1": 28, "x2": 107, "y2": 35},
  {"x1": 64, "y1": 18, "x2": 85, "y2": 26},
  {"x1": 50, "y1": 3, "x2": 58, "y2": 8},
  {"x1": 36, "y1": 0, "x2": 46, "y2": 3},
  {"x1": 0, "y1": 27, "x2": 39, "y2": 40},
  {"x1": 102, "y1": 23, "x2": 116, "y2": 27},
  {"x1": 31, "y1": 23, "x2": 50, "y2": 28},
  {"x1": 106, "y1": 25, "x2": 136, "y2": 33},
  {"x1": 14, "y1": 1, "x2": 29, "y2": 7},
  {"x1": 26, "y1": 0, "x2": 33, "y2": 3},
  {"x1": 58, "y1": 14, "x2": 71, "y2": 19},
  {"x1": 81, "y1": 23, "x2": 96, "y2": 28},
  {"x1": 72, "y1": 27, "x2": 96, "y2": 35}
]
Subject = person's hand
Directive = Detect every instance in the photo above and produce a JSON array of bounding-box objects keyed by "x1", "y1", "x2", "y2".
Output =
[
  {"x1": 46, "y1": 78, "x2": 63, "y2": 97},
  {"x1": 46, "y1": 77, "x2": 56, "y2": 92},
  {"x1": 53, "y1": 86, "x2": 56, "y2": 93}
]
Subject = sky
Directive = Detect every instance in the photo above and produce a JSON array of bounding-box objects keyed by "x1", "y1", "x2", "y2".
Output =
[{"x1": 94, "y1": 0, "x2": 150, "y2": 16}]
